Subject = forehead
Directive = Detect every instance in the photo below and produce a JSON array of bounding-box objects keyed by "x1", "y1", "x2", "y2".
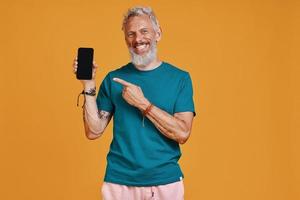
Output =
[{"x1": 125, "y1": 15, "x2": 153, "y2": 31}]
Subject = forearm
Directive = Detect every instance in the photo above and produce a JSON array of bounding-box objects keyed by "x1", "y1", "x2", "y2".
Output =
[
  {"x1": 82, "y1": 84, "x2": 104, "y2": 135},
  {"x1": 142, "y1": 104, "x2": 189, "y2": 144},
  {"x1": 83, "y1": 96, "x2": 103, "y2": 134}
]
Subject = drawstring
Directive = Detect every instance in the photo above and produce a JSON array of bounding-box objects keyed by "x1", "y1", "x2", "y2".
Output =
[{"x1": 151, "y1": 186, "x2": 155, "y2": 198}]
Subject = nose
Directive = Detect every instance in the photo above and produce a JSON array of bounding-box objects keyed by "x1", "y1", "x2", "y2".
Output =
[{"x1": 134, "y1": 32, "x2": 143, "y2": 43}]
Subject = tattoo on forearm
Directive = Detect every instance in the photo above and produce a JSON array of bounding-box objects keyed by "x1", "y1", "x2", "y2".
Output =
[{"x1": 97, "y1": 110, "x2": 111, "y2": 120}]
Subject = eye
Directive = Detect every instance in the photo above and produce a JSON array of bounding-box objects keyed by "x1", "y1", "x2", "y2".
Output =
[
  {"x1": 127, "y1": 32, "x2": 134, "y2": 38},
  {"x1": 141, "y1": 29, "x2": 148, "y2": 34}
]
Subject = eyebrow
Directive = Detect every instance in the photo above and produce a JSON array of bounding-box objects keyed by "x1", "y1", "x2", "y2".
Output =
[{"x1": 129, "y1": 27, "x2": 149, "y2": 32}]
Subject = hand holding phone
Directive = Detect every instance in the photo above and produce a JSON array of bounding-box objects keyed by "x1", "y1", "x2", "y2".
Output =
[
  {"x1": 76, "y1": 47, "x2": 94, "y2": 80},
  {"x1": 73, "y1": 48, "x2": 98, "y2": 88}
]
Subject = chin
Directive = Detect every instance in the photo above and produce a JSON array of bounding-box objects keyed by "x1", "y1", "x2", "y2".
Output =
[
  {"x1": 135, "y1": 51, "x2": 149, "y2": 56},
  {"x1": 129, "y1": 42, "x2": 157, "y2": 66}
]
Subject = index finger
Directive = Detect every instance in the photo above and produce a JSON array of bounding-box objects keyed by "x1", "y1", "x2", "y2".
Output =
[{"x1": 113, "y1": 78, "x2": 133, "y2": 87}]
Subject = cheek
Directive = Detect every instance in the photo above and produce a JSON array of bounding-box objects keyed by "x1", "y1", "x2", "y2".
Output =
[
  {"x1": 125, "y1": 39, "x2": 133, "y2": 47},
  {"x1": 147, "y1": 34, "x2": 157, "y2": 42}
]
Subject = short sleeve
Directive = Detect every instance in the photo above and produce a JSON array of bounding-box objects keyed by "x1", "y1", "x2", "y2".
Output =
[
  {"x1": 174, "y1": 73, "x2": 196, "y2": 116},
  {"x1": 96, "y1": 73, "x2": 115, "y2": 113}
]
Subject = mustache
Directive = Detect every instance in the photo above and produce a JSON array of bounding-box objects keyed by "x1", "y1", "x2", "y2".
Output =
[{"x1": 133, "y1": 41, "x2": 150, "y2": 47}]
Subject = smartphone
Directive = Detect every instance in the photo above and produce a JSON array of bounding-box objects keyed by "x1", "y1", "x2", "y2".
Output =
[{"x1": 76, "y1": 47, "x2": 94, "y2": 80}]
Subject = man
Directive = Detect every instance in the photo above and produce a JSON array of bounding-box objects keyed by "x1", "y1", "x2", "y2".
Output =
[{"x1": 73, "y1": 6, "x2": 195, "y2": 200}]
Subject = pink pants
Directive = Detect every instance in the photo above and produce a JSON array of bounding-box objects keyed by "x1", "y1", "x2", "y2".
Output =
[{"x1": 101, "y1": 180, "x2": 184, "y2": 200}]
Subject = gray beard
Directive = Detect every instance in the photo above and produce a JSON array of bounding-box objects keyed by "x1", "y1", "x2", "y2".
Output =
[{"x1": 129, "y1": 42, "x2": 157, "y2": 67}]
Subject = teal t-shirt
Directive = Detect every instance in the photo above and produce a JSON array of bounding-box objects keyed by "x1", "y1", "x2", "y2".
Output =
[{"x1": 96, "y1": 61, "x2": 195, "y2": 186}]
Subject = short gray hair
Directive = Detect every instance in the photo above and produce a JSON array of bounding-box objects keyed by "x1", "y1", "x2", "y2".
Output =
[{"x1": 122, "y1": 6, "x2": 160, "y2": 32}]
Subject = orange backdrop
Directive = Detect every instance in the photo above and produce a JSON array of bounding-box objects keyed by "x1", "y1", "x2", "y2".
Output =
[{"x1": 0, "y1": 0, "x2": 299, "y2": 200}]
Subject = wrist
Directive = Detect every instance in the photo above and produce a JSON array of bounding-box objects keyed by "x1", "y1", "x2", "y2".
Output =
[
  {"x1": 139, "y1": 98, "x2": 151, "y2": 112},
  {"x1": 83, "y1": 81, "x2": 96, "y2": 90},
  {"x1": 77, "y1": 86, "x2": 96, "y2": 107},
  {"x1": 142, "y1": 102, "x2": 153, "y2": 116},
  {"x1": 82, "y1": 87, "x2": 96, "y2": 96}
]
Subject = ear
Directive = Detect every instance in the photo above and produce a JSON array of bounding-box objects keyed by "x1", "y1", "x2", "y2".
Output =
[{"x1": 155, "y1": 27, "x2": 162, "y2": 42}]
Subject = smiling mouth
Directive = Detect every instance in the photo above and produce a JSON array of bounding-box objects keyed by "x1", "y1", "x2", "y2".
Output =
[{"x1": 134, "y1": 42, "x2": 150, "y2": 53}]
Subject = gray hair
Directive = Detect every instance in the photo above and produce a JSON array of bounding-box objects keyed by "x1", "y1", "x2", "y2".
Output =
[{"x1": 122, "y1": 6, "x2": 160, "y2": 32}]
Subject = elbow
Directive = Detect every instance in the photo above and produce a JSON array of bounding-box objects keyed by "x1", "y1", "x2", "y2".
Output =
[
  {"x1": 84, "y1": 123, "x2": 105, "y2": 140},
  {"x1": 178, "y1": 137, "x2": 188, "y2": 145},
  {"x1": 177, "y1": 131, "x2": 190, "y2": 145},
  {"x1": 86, "y1": 130, "x2": 103, "y2": 140}
]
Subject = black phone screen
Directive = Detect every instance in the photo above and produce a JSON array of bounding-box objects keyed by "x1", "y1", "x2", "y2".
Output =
[{"x1": 76, "y1": 47, "x2": 94, "y2": 80}]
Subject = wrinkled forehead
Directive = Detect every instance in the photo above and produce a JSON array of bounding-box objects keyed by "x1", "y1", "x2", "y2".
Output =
[{"x1": 124, "y1": 15, "x2": 154, "y2": 32}]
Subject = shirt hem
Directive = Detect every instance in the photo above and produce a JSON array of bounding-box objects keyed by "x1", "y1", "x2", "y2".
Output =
[{"x1": 103, "y1": 175, "x2": 184, "y2": 187}]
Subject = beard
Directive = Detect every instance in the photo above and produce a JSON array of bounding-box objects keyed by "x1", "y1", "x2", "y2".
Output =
[{"x1": 128, "y1": 41, "x2": 157, "y2": 67}]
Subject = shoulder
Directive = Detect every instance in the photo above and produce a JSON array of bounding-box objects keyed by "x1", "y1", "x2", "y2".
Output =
[
  {"x1": 102, "y1": 63, "x2": 131, "y2": 80},
  {"x1": 109, "y1": 63, "x2": 131, "y2": 75},
  {"x1": 163, "y1": 61, "x2": 190, "y2": 79}
]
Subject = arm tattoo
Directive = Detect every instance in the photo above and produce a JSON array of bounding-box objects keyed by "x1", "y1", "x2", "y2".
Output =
[{"x1": 97, "y1": 110, "x2": 111, "y2": 120}]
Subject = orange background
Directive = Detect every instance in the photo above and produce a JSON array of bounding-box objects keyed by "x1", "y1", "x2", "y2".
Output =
[{"x1": 1, "y1": 0, "x2": 299, "y2": 199}]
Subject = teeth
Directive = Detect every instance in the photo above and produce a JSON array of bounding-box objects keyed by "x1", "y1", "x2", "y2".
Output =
[{"x1": 136, "y1": 44, "x2": 147, "y2": 50}]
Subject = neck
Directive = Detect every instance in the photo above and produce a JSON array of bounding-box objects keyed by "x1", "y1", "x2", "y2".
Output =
[{"x1": 133, "y1": 57, "x2": 162, "y2": 71}]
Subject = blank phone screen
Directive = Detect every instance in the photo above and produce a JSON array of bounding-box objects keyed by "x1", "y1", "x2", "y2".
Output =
[{"x1": 76, "y1": 48, "x2": 94, "y2": 80}]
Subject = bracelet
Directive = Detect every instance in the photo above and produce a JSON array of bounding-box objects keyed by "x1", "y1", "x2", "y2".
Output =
[
  {"x1": 142, "y1": 103, "x2": 153, "y2": 127},
  {"x1": 142, "y1": 103, "x2": 153, "y2": 116},
  {"x1": 82, "y1": 87, "x2": 97, "y2": 96},
  {"x1": 77, "y1": 87, "x2": 96, "y2": 107}
]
